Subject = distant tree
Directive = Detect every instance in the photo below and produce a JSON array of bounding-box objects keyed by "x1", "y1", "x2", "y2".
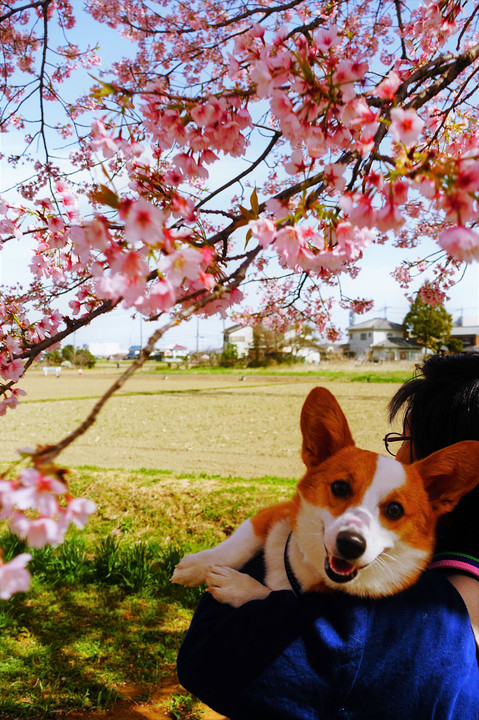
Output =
[
  {"x1": 403, "y1": 293, "x2": 453, "y2": 353},
  {"x1": 219, "y1": 343, "x2": 239, "y2": 368},
  {"x1": 61, "y1": 345, "x2": 75, "y2": 363},
  {"x1": 73, "y1": 349, "x2": 96, "y2": 369},
  {"x1": 44, "y1": 350, "x2": 62, "y2": 366},
  {"x1": 60, "y1": 344, "x2": 96, "y2": 367},
  {"x1": 286, "y1": 324, "x2": 322, "y2": 361},
  {"x1": 446, "y1": 337, "x2": 464, "y2": 353},
  {"x1": 250, "y1": 325, "x2": 288, "y2": 366}
]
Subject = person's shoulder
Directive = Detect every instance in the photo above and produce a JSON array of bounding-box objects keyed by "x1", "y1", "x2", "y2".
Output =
[{"x1": 370, "y1": 570, "x2": 476, "y2": 647}]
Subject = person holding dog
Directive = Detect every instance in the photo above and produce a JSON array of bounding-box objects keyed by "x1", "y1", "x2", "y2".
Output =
[{"x1": 176, "y1": 352, "x2": 479, "y2": 720}]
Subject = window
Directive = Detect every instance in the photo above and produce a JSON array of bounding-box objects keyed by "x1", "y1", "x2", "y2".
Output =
[{"x1": 360, "y1": 333, "x2": 367, "y2": 340}]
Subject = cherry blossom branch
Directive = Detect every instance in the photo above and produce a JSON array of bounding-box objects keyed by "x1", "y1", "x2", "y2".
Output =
[
  {"x1": 393, "y1": 0, "x2": 408, "y2": 60},
  {"x1": 195, "y1": 131, "x2": 281, "y2": 211},
  {"x1": 0, "y1": 0, "x2": 50, "y2": 23},
  {"x1": 406, "y1": 43, "x2": 479, "y2": 110}
]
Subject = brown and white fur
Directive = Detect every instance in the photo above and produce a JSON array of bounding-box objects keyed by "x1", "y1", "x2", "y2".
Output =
[{"x1": 171, "y1": 387, "x2": 479, "y2": 607}]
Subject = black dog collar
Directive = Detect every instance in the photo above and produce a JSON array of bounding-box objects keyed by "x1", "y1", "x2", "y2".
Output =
[{"x1": 284, "y1": 532, "x2": 302, "y2": 597}]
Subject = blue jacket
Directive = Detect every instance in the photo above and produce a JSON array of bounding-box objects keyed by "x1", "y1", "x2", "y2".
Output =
[{"x1": 177, "y1": 556, "x2": 479, "y2": 720}]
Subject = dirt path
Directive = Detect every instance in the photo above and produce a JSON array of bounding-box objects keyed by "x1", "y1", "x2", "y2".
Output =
[
  {"x1": 67, "y1": 702, "x2": 225, "y2": 719},
  {"x1": 65, "y1": 678, "x2": 226, "y2": 719}
]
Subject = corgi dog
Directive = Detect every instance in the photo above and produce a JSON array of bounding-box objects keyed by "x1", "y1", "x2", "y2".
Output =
[{"x1": 171, "y1": 387, "x2": 479, "y2": 606}]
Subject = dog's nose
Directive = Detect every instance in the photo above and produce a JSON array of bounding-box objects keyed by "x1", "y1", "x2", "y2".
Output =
[{"x1": 336, "y1": 531, "x2": 366, "y2": 560}]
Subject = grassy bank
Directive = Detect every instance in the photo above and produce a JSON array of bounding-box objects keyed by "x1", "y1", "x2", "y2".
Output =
[{"x1": 0, "y1": 467, "x2": 295, "y2": 718}]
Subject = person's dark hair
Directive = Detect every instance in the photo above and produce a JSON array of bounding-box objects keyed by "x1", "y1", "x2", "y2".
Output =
[{"x1": 388, "y1": 352, "x2": 479, "y2": 556}]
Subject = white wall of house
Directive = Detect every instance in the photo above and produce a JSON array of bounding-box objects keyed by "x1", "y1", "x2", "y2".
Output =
[
  {"x1": 349, "y1": 329, "x2": 400, "y2": 357},
  {"x1": 224, "y1": 325, "x2": 253, "y2": 357}
]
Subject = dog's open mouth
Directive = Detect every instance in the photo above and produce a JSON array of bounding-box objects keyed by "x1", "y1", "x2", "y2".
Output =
[{"x1": 325, "y1": 552, "x2": 358, "y2": 584}]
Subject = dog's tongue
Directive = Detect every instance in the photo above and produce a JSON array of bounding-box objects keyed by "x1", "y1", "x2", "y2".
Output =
[{"x1": 329, "y1": 555, "x2": 355, "y2": 576}]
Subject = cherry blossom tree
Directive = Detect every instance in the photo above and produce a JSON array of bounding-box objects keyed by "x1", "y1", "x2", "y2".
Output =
[{"x1": 2, "y1": 0, "x2": 479, "y2": 595}]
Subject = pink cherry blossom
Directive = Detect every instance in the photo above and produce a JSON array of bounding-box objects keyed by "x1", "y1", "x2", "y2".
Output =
[
  {"x1": 438, "y1": 225, "x2": 479, "y2": 262},
  {"x1": 441, "y1": 191, "x2": 475, "y2": 224},
  {"x1": 374, "y1": 71, "x2": 401, "y2": 101},
  {"x1": 59, "y1": 497, "x2": 97, "y2": 531},
  {"x1": 389, "y1": 108, "x2": 425, "y2": 147},
  {"x1": 159, "y1": 247, "x2": 204, "y2": 286},
  {"x1": 375, "y1": 201, "x2": 406, "y2": 233},
  {"x1": 14, "y1": 468, "x2": 67, "y2": 516},
  {"x1": 344, "y1": 194, "x2": 375, "y2": 228},
  {"x1": 10, "y1": 514, "x2": 64, "y2": 548},
  {"x1": 249, "y1": 218, "x2": 276, "y2": 248},
  {"x1": 90, "y1": 118, "x2": 118, "y2": 158},
  {"x1": 123, "y1": 199, "x2": 166, "y2": 246},
  {"x1": 0, "y1": 554, "x2": 32, "y2": 599},
  {"x1": 418, "y1": 177, "x2": 437, "y2": 199},
  {"x1": 314, "y1": 25, "x2": 341, "y2": 53},
  {"x1": 284, "y1": 149, "x2": 308, "y2": 175},
  {"x1": 134, "y1": 279, "x2": 177, "y2": 313},
  {"x1": 323, "y1": 163, "x2": 346, "y2": 193},
  {"x1": 0, "y1": 359, "x2": 25, "y2": 383},
  {"x1": 265, "y1": 198, "x2": 290, "y2": 219},
  {"x1": 455, "y1": 160, "x2": 479, "y2": 193}
]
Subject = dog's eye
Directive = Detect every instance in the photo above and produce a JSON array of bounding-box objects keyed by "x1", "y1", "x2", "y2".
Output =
[
  {"x1": 331, "y1": 480, "x2": 351, "y2": 498},
  {"x1": 385, "y1": 501, "x2": 404, "y2": 520}
]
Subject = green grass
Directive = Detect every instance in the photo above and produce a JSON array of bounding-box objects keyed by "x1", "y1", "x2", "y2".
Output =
[
  {"x1": 149, "y1": 363, "x2": 415, "y2": 382},
  {"x1": 0, "y1": 467, "x2": 295, "y2": 718}
]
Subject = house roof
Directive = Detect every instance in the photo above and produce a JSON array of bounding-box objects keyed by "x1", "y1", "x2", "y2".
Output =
[
  {"x1": 451, "y1": 326, "x2": 479, "y2": 335},
  {"x1": 348, "y1": 318, "x2": 404, "y2": 332},
  {"x1": 370, "y1": 336, "x2": 422, "y2": 350},
  {"x1": 224, "y1": 324, "x2": 246, "y2": 334}
]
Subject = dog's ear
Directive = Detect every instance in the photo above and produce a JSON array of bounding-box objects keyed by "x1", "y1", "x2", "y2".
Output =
[
  {"x1": 300, "y1": 387, "x2": 355, "y2": 468},
  {"x1": 413, "y1": 440, "x2": 479, "y2": 516}
]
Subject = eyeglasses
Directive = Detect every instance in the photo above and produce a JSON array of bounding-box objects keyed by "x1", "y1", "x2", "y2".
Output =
[{"x1": 383, "y1": 432, "x2": 411, "y2": 457}]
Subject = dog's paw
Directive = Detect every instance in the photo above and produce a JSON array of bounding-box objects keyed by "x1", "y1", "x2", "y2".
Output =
[
  {"x1": 170, "y1": 550, "x2": 213, "y2": 586},
  {"x1": 205, "y1": 565, "x2": 271, "y2": 608}
]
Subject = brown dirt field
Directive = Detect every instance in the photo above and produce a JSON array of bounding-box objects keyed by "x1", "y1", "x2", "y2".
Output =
[{"x1": 1, "y1": 370, "x2": 402, "y2": 478}]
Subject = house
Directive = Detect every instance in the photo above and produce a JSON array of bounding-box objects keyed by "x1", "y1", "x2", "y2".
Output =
[
  {"x1": 450, "y1": 324, "x2": 479, "y2": 351},
  {"x1": 223, "y1": 325, "x2": 254, "y2": 357},
  {"x1": 164, "y1": 344, "x2": 188, "y2": 358},
  {"x1": 126, "y1": 345, "x2": 141, "y2": 359},
  {"x1": 347, "y1": 318, "x2": 422, "y2": 361},
  {"x1": 369, "y1": 336, "x2": 423, "y2": 362},
  {"x1": 348, "y1": 318, "x2": 404, "y2": 358}
]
